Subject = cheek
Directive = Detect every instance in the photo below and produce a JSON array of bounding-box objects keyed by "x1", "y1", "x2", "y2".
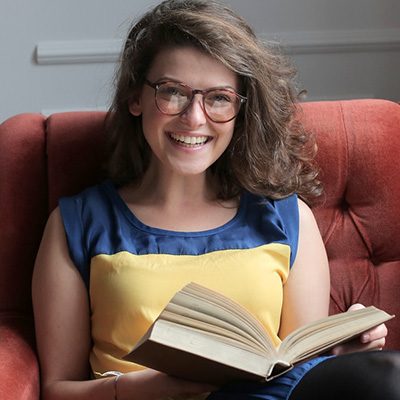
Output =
[
  {"x1": 142, "y1": 107, "x2": 167, "y2": 128},
  {"x1": 140, "y1": 110, "x2": 170, "y2": 148},
  {"x1": 141, "y1": 96, "x2": 160, "y2": 126},
  {"x1": 218, "y1": 123, "x2": 235, "y2": 146}
]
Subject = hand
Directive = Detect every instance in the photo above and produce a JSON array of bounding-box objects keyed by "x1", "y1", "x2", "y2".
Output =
[
  {"x1": 118, "y1": 369, "x2": 218, "y2": 400},
  {"x1": 331, "y1": 303, "x2": 388, "y2": 356}
]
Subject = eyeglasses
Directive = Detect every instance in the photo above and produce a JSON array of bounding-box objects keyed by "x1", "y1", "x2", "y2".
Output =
[{"x1": 144, "y1": 79, "x2": 247, "y2": 123}]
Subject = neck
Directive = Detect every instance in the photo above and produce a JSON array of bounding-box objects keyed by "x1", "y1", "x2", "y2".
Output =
[
  {"x1": 127, "y1": 164, "x2": 218, "y2": 209},
  {"x1": 118, "y1": 164, "x2": 239, "y2": 232}
]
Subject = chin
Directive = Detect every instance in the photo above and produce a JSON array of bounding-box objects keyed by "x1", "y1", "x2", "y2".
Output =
[{"x1": 168, "y1": 159, "x2": 213, "y2": 176}]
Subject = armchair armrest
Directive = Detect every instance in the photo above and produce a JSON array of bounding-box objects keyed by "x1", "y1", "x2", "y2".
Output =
[{"x1": 0, "y1": 315, "x2": 40, "y2": 400}]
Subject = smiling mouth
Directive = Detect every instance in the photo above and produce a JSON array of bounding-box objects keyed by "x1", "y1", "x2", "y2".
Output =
[{"x1": 168, "y1": 132, "x2": 211, "y2": 147}]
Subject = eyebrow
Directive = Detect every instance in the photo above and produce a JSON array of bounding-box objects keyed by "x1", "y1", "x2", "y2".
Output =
[{"x1": 150, "y1": 76, "x2": 239, "y2": 91}]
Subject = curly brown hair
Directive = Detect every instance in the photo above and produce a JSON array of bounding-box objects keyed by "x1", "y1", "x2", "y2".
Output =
[{"x1": 106, "y1": 0, "x2": 321, "y2": 200}]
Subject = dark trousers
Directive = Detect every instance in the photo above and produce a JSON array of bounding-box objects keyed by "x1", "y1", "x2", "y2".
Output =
[
  {"x1": 290, "y1": 351, "x2": 400, "y2": 400},
  {"x1": 208, "y1": 351, "x2": 400, "y2": 399}
]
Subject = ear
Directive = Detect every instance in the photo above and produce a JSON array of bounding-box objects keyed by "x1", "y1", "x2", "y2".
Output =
[{"x1": 128, "y1": 96, "x2": 142, "y2": 116}]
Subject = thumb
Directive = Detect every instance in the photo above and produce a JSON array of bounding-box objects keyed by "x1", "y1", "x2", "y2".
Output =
[{"x1": 347, "y1": 303, "x2": 365, "y2": 312}]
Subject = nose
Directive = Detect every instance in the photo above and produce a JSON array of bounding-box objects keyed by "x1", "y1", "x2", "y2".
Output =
[{"x1": 180, "y1": 94, "x2": 207, "y2": 127}]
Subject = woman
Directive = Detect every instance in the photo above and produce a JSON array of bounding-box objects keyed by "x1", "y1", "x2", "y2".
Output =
[{"x1": 33, "y1": 1, "x2": 396, "y2": 399}]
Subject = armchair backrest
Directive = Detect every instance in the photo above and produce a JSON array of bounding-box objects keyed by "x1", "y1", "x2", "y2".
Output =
[
  {"x1": 303, "y1": 100, "x2": 400, "y2": 348},
  {"x1": 1, "y1": 99, "x2": 399, "y2": 348}
]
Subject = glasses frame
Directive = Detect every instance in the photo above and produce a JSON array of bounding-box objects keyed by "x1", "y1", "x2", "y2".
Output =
[{"x1": 144, "y1": 79, "x2": 247, "y2": 123}]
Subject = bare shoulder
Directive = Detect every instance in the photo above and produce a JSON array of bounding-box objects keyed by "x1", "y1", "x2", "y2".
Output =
[
  {"x1": 33, "y1": 206, "x2": 83, "y2": 301},
  {"x1": 45, "y1": 207, "x2": 64, "y2": 233},
  {"x1": 34, "y1": 207, "x2": 68, "y2": 268},
  {"x1": 297, "y1": 198, "x2": 318, "y2": 227},
  {"x1": 296, "y1": 198, "x2": 326, "y2": 246}
]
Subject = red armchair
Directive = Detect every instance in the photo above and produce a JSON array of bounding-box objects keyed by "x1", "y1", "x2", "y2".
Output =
[{"x1": 1, "y1": 99, "x2": 399, "y2": 399}]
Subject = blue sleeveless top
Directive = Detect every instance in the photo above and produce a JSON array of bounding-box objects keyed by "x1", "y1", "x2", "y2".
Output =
[{"x1": 59, "y1": 180, "x2": 299, "y2": 376}]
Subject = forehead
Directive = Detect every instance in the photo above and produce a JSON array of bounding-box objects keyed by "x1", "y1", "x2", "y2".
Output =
[{"x1": 147, "y1": 46, "x2": 239, "y2": 89}]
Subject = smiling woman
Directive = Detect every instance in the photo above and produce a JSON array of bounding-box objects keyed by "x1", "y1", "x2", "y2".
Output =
[
  {"x1": 31, "y1": 1, "x2": 400, "y2": 400},
  {"x1": 127, "y1": 46, "x2": 238, "y2": 180},
  {"x1": 105, "y1": 2, "x2": 319, "y2": 202}
]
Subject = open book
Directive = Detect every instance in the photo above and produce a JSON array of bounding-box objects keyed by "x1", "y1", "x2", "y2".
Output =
[{"x1": 123, "y1": 282, "x2": 394, "y2": 384}]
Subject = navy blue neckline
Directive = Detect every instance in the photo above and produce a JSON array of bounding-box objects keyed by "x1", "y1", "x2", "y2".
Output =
[{"x1": 102, "y1": 181, "x2": 247, "y2": 237}]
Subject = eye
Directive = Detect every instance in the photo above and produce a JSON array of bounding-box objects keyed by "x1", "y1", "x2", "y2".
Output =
[
  {"x1": 158, "y1": 83, "x2": 188, "y2": 99},
  {"x1": 206, "y1": 90, "x2": 236, "y2": 106},
  {"x1": 214, "y1": 95, "x2": 231, "y2": 103}
]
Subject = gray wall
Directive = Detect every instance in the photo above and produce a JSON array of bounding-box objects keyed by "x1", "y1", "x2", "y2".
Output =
[{"x1": 1, "y1": 0, "x2": 399, "y2": 122}]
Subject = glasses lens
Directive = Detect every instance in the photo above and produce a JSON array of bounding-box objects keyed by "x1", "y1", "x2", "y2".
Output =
[
  {"x1": 204, "y1": 89, "x2": 240, "y2": 122},
  {"x1": 156, "y1": 82, "x2": 191, "y2": 115}
]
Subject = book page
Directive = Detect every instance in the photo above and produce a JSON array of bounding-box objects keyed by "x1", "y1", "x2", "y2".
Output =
[
  {"x1": 162, "y1": 305, "x2": 269, "y2": 356},
  {"x1": 161, "y1": 310, "x2": 269, "y2": 356},
  {"x1": 278, "y1": 306, "x2": 394, "y2": 363},
  {"x1": 174, "y1": 283, "x2": 275, "y2": 353}
]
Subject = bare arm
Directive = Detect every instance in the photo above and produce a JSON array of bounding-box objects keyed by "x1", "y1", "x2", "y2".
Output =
[
  {"x1": 278, "y1": 199, "x2": 330, "y2": 339},
  {"x1": 32, "y1": 208, "x2": 215, "y2": 400}
]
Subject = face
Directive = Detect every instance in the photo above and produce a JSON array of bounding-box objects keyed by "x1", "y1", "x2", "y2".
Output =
[{"x1": 129, "y1": 46, "x2": 239, "y2": 177}]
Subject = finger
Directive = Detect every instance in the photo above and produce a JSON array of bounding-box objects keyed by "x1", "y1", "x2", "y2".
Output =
[
  {"x1": 347, "y1": 303, "x2": 365, "y2": 312},
  {"x1": 332, "y1": 337, "x2": 386, "y2": 355},
  {"x1": 361, "y1": 323, "x2": 388, "y2": 343},
  {"x1": 362, "y1": 337, "x2": 386, "y2": 350}
]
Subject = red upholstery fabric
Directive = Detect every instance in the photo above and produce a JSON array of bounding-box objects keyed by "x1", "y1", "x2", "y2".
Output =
[
  {"x1": 0, "y1": 316, "x2": 39, "y2": 400},
  {"x1": 302, "y1": 100, "x2": 400, "y2": 347},
  {"x1": 0, "y1": 114, "x2": 45, "y2": 399},
  {"x1": 0, "y1": 114, "x2": 47, "y2": 314},
  {"x1": 46, "y1": 112, "x2": 107, "y2": 212},
  {"x1": 0, "y1": 99, "x2": 399, "y2": 399}
]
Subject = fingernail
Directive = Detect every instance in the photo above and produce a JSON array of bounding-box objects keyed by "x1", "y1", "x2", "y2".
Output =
[{"x1": 361, "y1": 334, "x2": 370, "y2": 343}]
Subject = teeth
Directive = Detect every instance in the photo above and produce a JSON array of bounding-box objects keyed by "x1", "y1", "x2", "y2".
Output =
[{"x1": 170, "y1": 133, "x2": 208, "y2": 145}]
